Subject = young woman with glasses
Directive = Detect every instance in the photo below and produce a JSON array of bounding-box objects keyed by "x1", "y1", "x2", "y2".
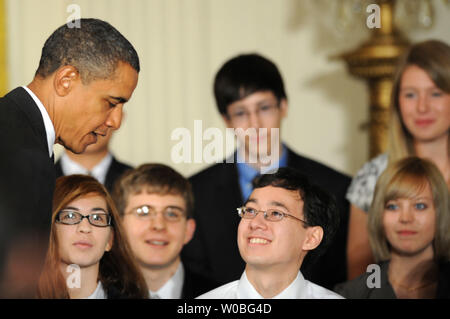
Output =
[{"x1": 38, "y1": 175, "x2": 148, "y2": 298}]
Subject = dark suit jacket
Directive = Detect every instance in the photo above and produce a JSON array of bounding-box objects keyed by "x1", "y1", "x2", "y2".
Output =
[
  {"x1": 181, "y1": 147, "x2": 351, "y2": 289},
  {"x1": 54, "y1": 155, "x2": 132, "y2": 193},
  {"x1": 334, "y1": 260, "x2": 450, "y2": 299},
  {"x1": 0, "y1": 87, "x2": 55, "y2": 296},
  {"x1": 181, "y1": 265, "x2": 220, "y2": 298}
]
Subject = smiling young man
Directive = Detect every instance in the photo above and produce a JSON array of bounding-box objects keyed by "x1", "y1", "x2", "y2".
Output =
[
  {"x1": 0, "y1": 18, "x2": 139, "y2": 297},
  {"x1": 197, "y1": 167, "x2": 343, "y2": 299},
  {"x1": 182, "y1": 53, "x2": 351, "y2": 289},
  {"x1": 113, "y1": 164, "x2": 218, "y2": 299}
]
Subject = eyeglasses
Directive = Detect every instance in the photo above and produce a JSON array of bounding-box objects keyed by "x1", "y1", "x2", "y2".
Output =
[
  {"x1": 228, "y1": 103, "x2": 279, "y2": 123},
  {"x1": 56, "y1": 210, "x2": 112, "y2": 227},
  {"x1": 127, "y1": 205, "x2": 185, "y2": 223},
  {"x1": 237, "y1": 206, "x2": 309, "y2": 224}
]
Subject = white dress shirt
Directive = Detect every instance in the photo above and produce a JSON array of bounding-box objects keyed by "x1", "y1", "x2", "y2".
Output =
[
  {"x1": 149, "y1": 262, "x2": 185, "y2": 299},
  {"x1": 22, "y1": 86, "x2": 55, "y2": 158},
  {"x1": 197, "y1": 271, "x2": 344, "y2": 299},
  {"x1": 86, "y1": 281, "x2": 107, "y2": 299},
  {"x1": 60, "y1": 151, "x2": 113, "y2": 185}
]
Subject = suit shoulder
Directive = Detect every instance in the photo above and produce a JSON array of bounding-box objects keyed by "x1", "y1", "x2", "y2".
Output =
[
  {"x1": 189, "y1": 162, "x2": 232, "y2": 183},
  {"x1": 111, "y1": 156, "x2": 133, "y2": 171},
  {"x1": 288, "y1": 150, "x2": 351, "y2": 184}
]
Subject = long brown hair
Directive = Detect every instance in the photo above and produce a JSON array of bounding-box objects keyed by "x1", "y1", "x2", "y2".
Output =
[{"x1": 37, "y1": 175, "x2": 148, "y2": 298}]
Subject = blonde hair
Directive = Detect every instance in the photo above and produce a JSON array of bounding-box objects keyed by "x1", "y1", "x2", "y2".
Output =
[
  {"x1": 388, "y1": 39, "x2": 450, "y2": 162},
  {"x1": 368, "y1": 157, "x2": 450, "y2": 262}
]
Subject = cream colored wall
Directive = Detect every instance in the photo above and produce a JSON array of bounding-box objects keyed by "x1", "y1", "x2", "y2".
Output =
[{"x1": 6, "y1": 0, "x2": 450, "y2": 177}]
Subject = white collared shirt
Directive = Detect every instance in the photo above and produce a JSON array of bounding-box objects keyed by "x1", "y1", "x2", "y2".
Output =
[
  {"x1": 22, "y1": 86, "x2": 55, "y2": 158},
  {"x1": 85, "y1": 281, "x2": 107, "y2": 299},
  {"x1": 197, "y1": 271, "x2": 344, "y2": 299},
  {"x1": 60, "y1": 152, "x2": 113, "y2": 185},
  {"x1": 149, "y1": 262, "x2": 185, "y2": 299}
]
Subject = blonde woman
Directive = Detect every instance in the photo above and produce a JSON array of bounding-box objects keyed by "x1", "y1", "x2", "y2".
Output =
[
  {"x1": 336, "y1": 157, "x2": 450, "y2": 298},
  {"x1": 346, "y1": 40, "x2": 450, "y2": 279}
]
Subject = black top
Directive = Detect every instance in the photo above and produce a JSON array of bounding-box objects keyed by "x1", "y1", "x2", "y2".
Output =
[
  {"x1": 334, "y1": 260, "x2": 450, "y2": 299},
  {"x1": 54, "y1": 155, "x2": 133, "y2": 193},
  {"x1": 181, "y1": 146, "x2": 351, "y2": 289}
]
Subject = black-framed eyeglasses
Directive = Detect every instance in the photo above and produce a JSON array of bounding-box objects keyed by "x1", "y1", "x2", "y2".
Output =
[
  {"x1": 237, "y1": 206, "x2": 309, "y2": 225},
  {"x1": 127, "y1": 205, "x2": 185, "y2": 223},
  {"x1": 56, "y1": 210, "x2": 112, "y2": 227}
]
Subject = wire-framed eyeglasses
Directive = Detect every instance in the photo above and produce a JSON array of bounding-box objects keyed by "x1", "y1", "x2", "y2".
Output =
[
  {"x1": 127, "y1": 205, "x2": 185, "y2": 222},
  {"x1": 237, "y1": 206, "x2": 309, "y2": 225}
]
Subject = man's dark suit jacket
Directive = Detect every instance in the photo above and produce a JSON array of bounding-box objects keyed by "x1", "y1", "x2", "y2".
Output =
[
  {"x1": 0, "y1": 87, "x2": 55, "y2": 296},
  {"x1": 54, "y1": 155, "x2": 132, "y2": 193},
  {"x1": 181, "y1": 147, "x2": 351, "y2": 290},
  {"x1": 181, "y1": 264, "x2": 220, "y2": 298}
]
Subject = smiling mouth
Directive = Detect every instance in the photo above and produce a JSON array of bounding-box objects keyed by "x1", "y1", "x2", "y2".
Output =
[
  {"x1": 249, "y1": 237, "x2": 271, "y2": 245},
  {"x1": 145, "y1": 240, "x2": 169, "y2": 246}
]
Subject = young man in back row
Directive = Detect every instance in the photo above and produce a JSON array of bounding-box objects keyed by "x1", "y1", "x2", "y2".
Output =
[{"x1": 182, "y1": 53, "x2": 351, "y2": 289}]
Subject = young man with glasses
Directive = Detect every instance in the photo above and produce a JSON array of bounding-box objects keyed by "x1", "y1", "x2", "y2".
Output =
[
  {"x1": 113, "y1": 163, "x2": 218, "y2": 298},
  {"x1": 198, "y1": 167, "x2": 343, "y2": 299},
  {"x1": 183, "y1": 53, "x2": 351, "y2": 289}
]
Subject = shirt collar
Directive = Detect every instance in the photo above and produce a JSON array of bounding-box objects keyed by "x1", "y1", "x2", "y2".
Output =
[
  {"x1": 149, "y1": 262, "x2": 185, "y2": 299},
  {"x1": 60, "y1": 152, "x2": 112, "y2": 185},
  {"x1": 22, "y1": 86, "x2": 55, "y2": 157},
  {"x1": 237, "y1": 270, "x2": 307, "y2": 299},
  {"x1": 236, "y1": 145, "x2": 288, "y2": 201},
  {"x1": 86, "y1": 281, "x2": 106, "y2": 299}
]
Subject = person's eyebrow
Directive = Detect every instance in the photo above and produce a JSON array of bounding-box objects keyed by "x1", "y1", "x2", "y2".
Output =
[
  {"x1": 256, "y1": 99, "x2": 275, "y2": 105},
  {"x1": 90, "y1": 207, "x2": 108, "y2": 213},
  {"x1": 63, "y1": 206, "x2": 80, "y2": 211},
  {"x1": 109, "y1": 96, "x2": 128, "y2": 104},
  {"x1": 165, "y1": 205, "x2": 185, "y2": 211},
  {"x1": 269, "y1": 201, "x2": 290, "y2": 212},
  {"x1": 244, "y1": 198, "x2": 257, "y2": 205}
]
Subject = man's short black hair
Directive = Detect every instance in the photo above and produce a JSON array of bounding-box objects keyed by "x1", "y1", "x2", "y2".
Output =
[
  {"x1": 35, "y1": 18, "x2": 139, "y2": 83},
  {"x1": 214, "y1": 53, "x2": 287, "y2": 115},
  {"x1": 252, "y1": 167, "x2": 339, "y2": 264}
]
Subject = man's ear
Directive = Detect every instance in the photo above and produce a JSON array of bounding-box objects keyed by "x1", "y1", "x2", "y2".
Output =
[
  {"x1": 279, "y1": 98, "x2": 288, "y2": 119},
  {"x1": 183, "y1": 218, "x2": 196, "y2": 245},
  {"x1": 302, "y1": 226, "x2": 323, "y2": 252},
  {"x1": 53, "y1": 65, "x2": 80, "y2": 96}
]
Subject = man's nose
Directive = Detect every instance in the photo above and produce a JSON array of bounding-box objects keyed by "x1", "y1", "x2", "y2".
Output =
[{"x1": 105, "y1": 105, "x2": 123, "y2": 129}]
